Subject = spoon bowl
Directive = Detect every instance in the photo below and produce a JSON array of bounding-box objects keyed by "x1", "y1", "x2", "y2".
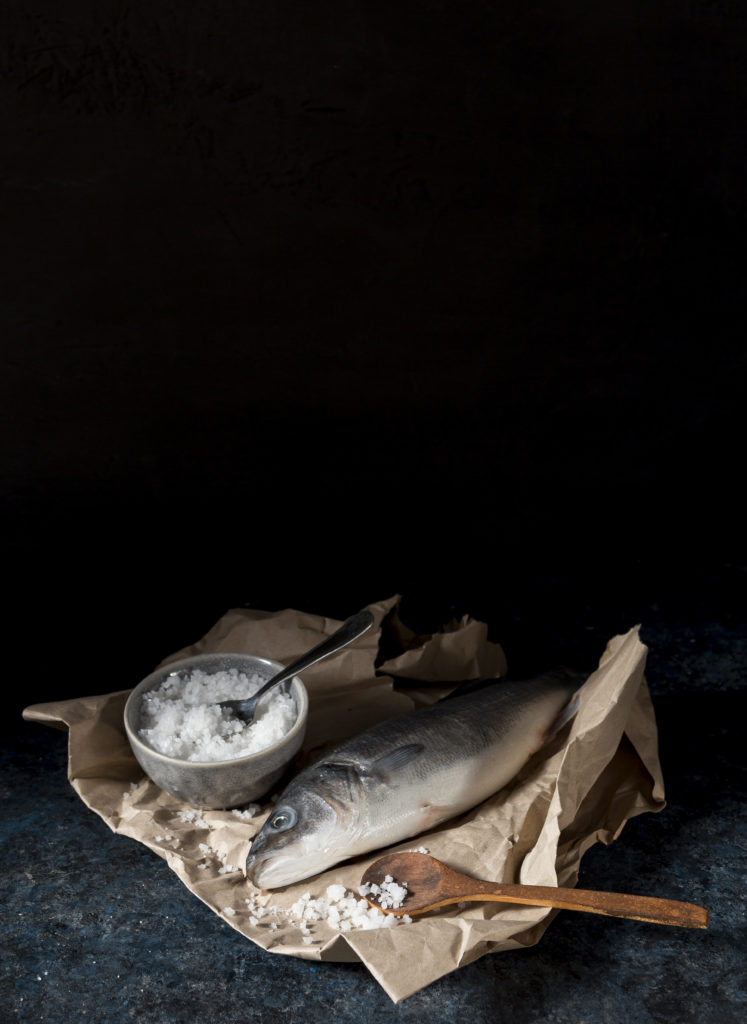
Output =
[{"x1": 361, "y1": 852, "x2": 708, "y2": 929}]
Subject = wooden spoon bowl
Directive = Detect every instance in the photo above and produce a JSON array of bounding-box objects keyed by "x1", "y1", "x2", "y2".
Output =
[{"x1": 361, "y1": 852, "x2": 708, "y2": 929}]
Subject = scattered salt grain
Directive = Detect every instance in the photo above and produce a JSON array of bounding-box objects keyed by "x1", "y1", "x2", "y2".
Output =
[
  {"x1": 223, "y1": 907, "x2": 236, "y2": 916},
  {"x1": 232, "y1": 805, "x2": 261, "y2": 821},
  {"x1": 206, "y1": 847, "x2": 238, "y2": 874},
  {"x1": 138, "y1": 667, "x2": 297, "y2": 762},
  {"x1": 177, "y1": 809, "x2": 210, "y2": 829}
]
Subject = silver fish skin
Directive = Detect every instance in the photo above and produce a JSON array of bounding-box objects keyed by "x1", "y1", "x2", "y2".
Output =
[{"x1": 245, "y1": 672, "x2": 581, "y2": 889}]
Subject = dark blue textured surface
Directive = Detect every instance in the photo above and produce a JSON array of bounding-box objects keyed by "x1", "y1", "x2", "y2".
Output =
[{"x1": 3, "y1": 614, "x2": 745, "y2": 1022}]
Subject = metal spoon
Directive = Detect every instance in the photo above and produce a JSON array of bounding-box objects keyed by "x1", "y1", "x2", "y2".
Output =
[
  {"x1": 218, "y1": 608, "x2": 375, "y2": 724},
  {"x1": 361, "y1": 852, "x2": 708, "y2": 929}
]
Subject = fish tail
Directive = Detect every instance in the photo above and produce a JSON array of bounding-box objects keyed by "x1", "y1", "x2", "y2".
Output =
[{"x1": 546, "y1": 677, "x2": 583, "y2": 740}]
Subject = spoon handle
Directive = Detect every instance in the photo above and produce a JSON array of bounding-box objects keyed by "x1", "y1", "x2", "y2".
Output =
[
  {"x1": 218, "y1": 609, "x2": 375, "y2": 721},
  {"x1": 445, "y1": 878, "x2": 708, "y2": 929},
  {"x1": 252, "y1": 608, "x2": 374, "y2": 699}
]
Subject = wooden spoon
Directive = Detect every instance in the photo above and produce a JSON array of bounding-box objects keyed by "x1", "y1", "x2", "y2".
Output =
[{"x1": 360, "y1": 852, "x2": 708, "y2": 929}]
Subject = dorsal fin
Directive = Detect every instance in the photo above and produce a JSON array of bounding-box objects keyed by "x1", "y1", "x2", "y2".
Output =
[
  {"x1": 316, "y1": 743, "x2": 425, "y2": 785},
  {"x1": 438, "y1": 668, "x2": 585, "y2": 704},
  {"x1": 368, "y1": 743, "x2": 425, "y2": 778},
  {"x1": 437, "y1": 676, "x2": 501, "y2": 702}
]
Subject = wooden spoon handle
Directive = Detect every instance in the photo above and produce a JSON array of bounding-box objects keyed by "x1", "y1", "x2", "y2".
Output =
[{"x1": 462, "y1": 879, "x2": 708, "y2": 928}]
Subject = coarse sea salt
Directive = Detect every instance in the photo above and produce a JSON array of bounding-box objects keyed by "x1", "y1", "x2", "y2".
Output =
[
  {"x1": 231, "y1": 805, "x2": 261, "y2": 821},
  {"x1": 177, "y1": 808, "x2": 210, "y2": 828},
  {"x1": 241, "y1": 881, "x2": 413, "y2": 938},
  {"x1": 358, "y1": 876, "x2": 409, "y2": 910},
  {"x1": 138, "y1": 667, "x2": 297, "y2": 762}
]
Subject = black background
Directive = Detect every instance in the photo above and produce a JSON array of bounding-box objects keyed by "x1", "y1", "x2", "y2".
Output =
[{"x1": 2, "y1": 1, "x2": 744, "y2": 725}]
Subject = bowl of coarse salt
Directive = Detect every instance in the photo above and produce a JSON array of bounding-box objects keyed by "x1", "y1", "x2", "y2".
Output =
[{"x1": 124, "y1": 652, "x2": 309, "y2": 809}]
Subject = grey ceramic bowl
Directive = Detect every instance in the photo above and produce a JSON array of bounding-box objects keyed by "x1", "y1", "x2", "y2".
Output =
[{"x1": 124, "y1": 652, "x2": 308, "y2": 809}]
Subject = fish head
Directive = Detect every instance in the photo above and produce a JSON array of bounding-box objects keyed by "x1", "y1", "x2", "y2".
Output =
[{"x1": 245, "y1": 771, "x2": 358, "y2": 889}]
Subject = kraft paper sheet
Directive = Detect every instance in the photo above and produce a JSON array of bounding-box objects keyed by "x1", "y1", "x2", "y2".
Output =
[{"x1": 23, "y1": 595, "x2": 665, "y2": 1002}]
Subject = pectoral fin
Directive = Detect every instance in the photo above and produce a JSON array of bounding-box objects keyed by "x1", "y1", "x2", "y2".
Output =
[{"x1": 418, "y1": 802, "x2": 458, "y2": 829}]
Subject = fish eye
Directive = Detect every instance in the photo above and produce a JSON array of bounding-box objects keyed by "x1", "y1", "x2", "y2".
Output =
[{"x1": 269, "y1": 807, "x2": 297, "y2": 832}]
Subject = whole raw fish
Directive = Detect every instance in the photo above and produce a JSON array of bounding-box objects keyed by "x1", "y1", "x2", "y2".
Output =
[{"x1": 245, "y1": 672, "x2": 581, "y2": 889}]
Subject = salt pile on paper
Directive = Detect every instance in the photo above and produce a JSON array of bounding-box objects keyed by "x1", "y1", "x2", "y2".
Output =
[
  {"x1": 138, "y1": 667, "x2": 296, "y2": 761},
  {"x1": 241, "y1": 882, "x2": 412, "y2": 941}
]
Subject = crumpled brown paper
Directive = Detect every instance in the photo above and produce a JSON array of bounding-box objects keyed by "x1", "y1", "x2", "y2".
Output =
[{"x1": 23, "y1": 595, "x2": 665, "y2": 1003}]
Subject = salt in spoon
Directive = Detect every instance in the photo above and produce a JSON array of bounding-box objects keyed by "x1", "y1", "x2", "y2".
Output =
[
  {"x1": 361, "y1": 852, "x2": 708, "y2": 929},
  {"x1": 218, "y1": 608, "x2": 374, "y2": 724}
]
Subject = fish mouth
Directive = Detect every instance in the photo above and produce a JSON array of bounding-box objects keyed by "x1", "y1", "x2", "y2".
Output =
[
  {"x1": 244, "y1": 851, "x2": 261, "y2": 885},
  {"x1": 245, "y1": 850, "x2": 300, "y2": 890},
  {"x1": 246, "y1": 848, "x2": 330, "y2": 890}
]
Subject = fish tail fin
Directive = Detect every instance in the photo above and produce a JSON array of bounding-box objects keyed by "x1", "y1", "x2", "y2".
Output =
[{"x1": 550, "y1": 693, "x2": 581, "y2": 737}]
